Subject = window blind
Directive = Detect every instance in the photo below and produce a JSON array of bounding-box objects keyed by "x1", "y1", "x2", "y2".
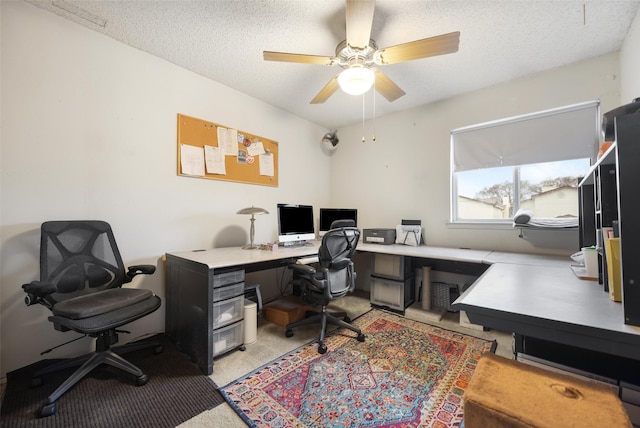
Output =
[{"x1": 451, "y1": 100, "x2": 600, "y2": 172}]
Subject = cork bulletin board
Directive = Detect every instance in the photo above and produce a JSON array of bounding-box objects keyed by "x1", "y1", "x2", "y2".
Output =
[{"x1": 177, "y1": 113, "x2": 278, "y2": 187}]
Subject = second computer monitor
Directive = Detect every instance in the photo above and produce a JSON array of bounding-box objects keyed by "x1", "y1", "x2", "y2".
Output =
[{"x1": 319, "y1": 208, "x2": 358, "y2": 236}]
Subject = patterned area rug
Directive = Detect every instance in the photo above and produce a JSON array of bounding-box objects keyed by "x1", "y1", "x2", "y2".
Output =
[{"x1": 221, "y1": 309, "x2": 496, "y2": 427}]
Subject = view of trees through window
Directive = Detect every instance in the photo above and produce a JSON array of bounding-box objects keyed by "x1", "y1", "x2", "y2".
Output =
[{"x1": 456, "y1": 158, "x2": 591, "y2": 220}]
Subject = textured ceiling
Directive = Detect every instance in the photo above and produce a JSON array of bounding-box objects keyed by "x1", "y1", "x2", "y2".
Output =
[{"x1": 25, "y1": 0, "x2": 640, "y2": 129}]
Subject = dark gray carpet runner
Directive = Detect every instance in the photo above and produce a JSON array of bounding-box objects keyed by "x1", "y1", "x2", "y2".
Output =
[{"x1": 1, "y1": 334, "x2": 224, "y2": 427}]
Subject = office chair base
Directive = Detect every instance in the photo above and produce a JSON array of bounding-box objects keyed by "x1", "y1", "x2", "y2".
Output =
[
  {"x1": 32, "y1": 336, "x2": 161, "y2": 417},
  {"x1": 285, "y1": 308, "x2": 365, "y2": 354}
]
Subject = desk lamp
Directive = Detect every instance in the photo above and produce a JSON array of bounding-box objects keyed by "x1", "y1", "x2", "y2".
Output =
[{"x1": 237, "y1": 206, "x2": 269, "y2": 249}]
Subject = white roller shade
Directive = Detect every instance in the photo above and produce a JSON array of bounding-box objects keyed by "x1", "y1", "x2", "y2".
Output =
[{"x1": 452, "y1": 100, "x2": 600, "y2": 172}]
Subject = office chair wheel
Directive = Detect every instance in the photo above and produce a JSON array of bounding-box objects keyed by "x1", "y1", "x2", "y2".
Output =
[
  {"x1": 239, "y1": 345, "x2": 246, "y2": 351},
  {"x1": 357, "y1": 333, "x2": 365, "y2": 342},
  {"x1": 343, "y1": 316, "x2": 351, "y2": 323},
  {"x1": 31, "y1": 377, "x2": 43, "y2": 388},
  {"x1": 136, "y1": 374, "x2": 149, "y2": 386},
  {"x1": 317, "y1": 343, "x2": 327, "y2": 354},
  {"x1": 39, "y1": 402, "x2": 56, "y2": 417},
  {"x1": 285, "y1": 329, "x2": 294, "y2": 338}
]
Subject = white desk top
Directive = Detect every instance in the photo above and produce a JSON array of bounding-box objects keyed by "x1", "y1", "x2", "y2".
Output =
[
  {"x1": 357, "y1": 243, "x2": 492, "y2": 264},
  {"x1": 459, "y1": 262, "x2": 640, "y2": 335},
  {"x1": 483, "y1": 251, "x2": 569, "y2": 267},
  {"x1": 167, "y1": 242, "x2": 320, "y2": 269},
  {"x1": 357, "y1": 243, "x2": 570, "y2": 268},
  {"x1": 167, "y1": 242, "x2": 571, "y2": 271}
]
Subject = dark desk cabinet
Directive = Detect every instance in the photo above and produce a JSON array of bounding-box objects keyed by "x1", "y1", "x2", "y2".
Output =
[
  {"x1": 579, "y1": 113, "x2": 640, "y2": 326},
  {"x1": 165, "y1": 254, "x2": 245, "y2": 375}
]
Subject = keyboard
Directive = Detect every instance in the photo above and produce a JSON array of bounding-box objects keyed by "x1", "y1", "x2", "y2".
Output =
[{"x1": 296, "y1": 256, "x2": 319, "y2": 265}]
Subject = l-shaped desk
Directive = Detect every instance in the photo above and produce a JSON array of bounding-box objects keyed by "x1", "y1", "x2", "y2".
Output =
[{"x1": 165, "y1": 242, "x2": 640, "y2": 378}]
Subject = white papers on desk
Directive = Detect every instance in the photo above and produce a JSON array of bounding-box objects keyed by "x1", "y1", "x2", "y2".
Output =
[
  {"x1": 217, "y1": 127, "x2": 238, "y2": 156},
  {"x1": 180, "y1": 144, "x2": 205, "y2": 176},
  {"x1": 204, "y1": 145, "x2": 226, "y2": 175},
  {"x1": 259, "y1": 152, "x2": 274, "y2": 177}
]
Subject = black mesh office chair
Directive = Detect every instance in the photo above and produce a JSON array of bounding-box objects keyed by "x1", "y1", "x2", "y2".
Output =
[
  {"x1": 285, "y1": 220, "x2": 365, "y2": 354},
  {"x1": 22, "y1": 220, "x2": 162, "y2": 417}
]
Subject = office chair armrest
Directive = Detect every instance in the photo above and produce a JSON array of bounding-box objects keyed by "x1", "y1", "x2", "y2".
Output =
[
  {"x1": 22, "y1": 281, "x2": 57, "y2": 306},
  {"x1": 288, "y1": 263, "x2": 316, "y2": 276},
  {"x1": 124, "y1": 264, "x2": 156, "y2": 283}
]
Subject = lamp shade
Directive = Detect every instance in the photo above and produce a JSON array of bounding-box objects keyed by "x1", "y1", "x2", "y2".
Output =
[
  {"x1": 338, "y1": 66, "x2": 375, "y2": 96},
  {"x1": 237, "y1": 206, "x2": 269, "y2": 216}
]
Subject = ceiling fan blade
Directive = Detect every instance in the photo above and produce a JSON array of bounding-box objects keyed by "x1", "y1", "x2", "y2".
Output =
[
  {"x1": 346, "y1": 0, "x2": 375, "y2": 50},
  {"x1": 376, "y1": 31, "x2": 460, "y2": 65},
  {"x1": 311, "y1": 75, "x2": 340, "y2": 104},
  {"x1": 374, "y1": 70, "x2": 405, "y2": 102},
  {"x1": 263, "y1": 51, "x2": 334, "y2": 65}
]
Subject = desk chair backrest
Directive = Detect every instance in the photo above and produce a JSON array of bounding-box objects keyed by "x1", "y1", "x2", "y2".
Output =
[
  {"x1": 318, "y1": 219, "x2": 360, "y2": 297},
  {"x1": 39, "y1": 220, "x2": 126, "y2": 307}
]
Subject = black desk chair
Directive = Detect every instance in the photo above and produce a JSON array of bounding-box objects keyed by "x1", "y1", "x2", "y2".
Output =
[
  {"x1": 285, "y1": 220, "x2": 365, "y2": 354},
  {"x1": 22, "y1": 220, "x2": 162, "y2": 417}
]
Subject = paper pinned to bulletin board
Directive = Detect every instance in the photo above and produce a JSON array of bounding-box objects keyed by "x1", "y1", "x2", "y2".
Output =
[{"x1": 177, "y1": 113, "x2": 278, "y2": 187}]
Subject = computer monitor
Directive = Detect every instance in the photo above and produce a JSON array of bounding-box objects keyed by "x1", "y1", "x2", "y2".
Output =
[
  {"x1": 319, "y1": 208, "x2": 358, "y2": 236},
  {"x1": 277, "y1": 204, "x2": 315, "y2": 245}
]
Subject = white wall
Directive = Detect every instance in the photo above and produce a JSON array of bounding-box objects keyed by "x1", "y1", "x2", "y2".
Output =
[
  {"x1": 621, "y1": 6, "x2": 640, "y2": 102},
  {"x1": 331, "y1": 52, "x2": 622, "y2": 255},
  {"x1": 0, "y1": 2, "x2": 330, "y2": 377}
]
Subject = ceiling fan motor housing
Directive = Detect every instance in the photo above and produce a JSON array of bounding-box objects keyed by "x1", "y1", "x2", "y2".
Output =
[{"x1": 335, "y1": 39, "x2": 379, "y2": 69}]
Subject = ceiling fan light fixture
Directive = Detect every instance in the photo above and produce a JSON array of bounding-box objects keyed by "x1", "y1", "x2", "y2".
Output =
[{"x1": 338, "y1": 66, "x2": 375, "y2": 95}]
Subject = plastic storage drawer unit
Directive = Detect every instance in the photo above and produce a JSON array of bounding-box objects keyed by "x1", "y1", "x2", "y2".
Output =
[
  {"x1": 213, "y1": 270, "x2": 245, "y2": 287},
  {"x1": 212, "y1": 321, "x2": 244, "y2": 357},
  {"x1": 213, "y1": 282, "x2": 245, "y2": 302},
  {"x1": 370, "y1": 276, "x2": 414, "y2": 311},
  {"x1": 213, "y1": 294, "x2": 244, "y2": 328}
]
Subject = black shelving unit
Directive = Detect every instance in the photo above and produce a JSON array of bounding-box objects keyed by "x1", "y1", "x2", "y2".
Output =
[{"x1": 579, "y1": 112, "x2": 640, "y2": 326}]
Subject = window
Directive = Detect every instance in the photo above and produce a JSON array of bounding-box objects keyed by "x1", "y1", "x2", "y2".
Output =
[{"x1": 450, "y1": 101, "x2": 600, "y2": 223}]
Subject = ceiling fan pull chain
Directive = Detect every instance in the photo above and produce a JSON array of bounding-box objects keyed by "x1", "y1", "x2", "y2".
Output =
[
  {"x1": 372, "y1": 79, "x2": 376, "y2": 142},
  {"x1": 362, "y1": 91, "x2": 366, "y2": 143}
]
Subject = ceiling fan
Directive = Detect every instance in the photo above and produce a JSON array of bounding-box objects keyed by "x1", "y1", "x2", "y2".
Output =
[{"x1": 263, "y1": 0, "x2": 460, "y2": 104}]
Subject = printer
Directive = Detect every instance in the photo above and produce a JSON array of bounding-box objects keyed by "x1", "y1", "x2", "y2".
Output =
[{"x1": 363, "y1": 228, "x2": 396, "y2": 245}]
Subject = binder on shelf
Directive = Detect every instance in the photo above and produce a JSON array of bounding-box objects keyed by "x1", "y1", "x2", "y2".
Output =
[{"x1": 604, "y1": 237, "x2": 622, "y2": 302}]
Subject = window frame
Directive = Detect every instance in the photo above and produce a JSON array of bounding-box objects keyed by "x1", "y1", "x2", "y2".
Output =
[{"x1": 449, "y1": 101, "x2": 600, "y2": 225}]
